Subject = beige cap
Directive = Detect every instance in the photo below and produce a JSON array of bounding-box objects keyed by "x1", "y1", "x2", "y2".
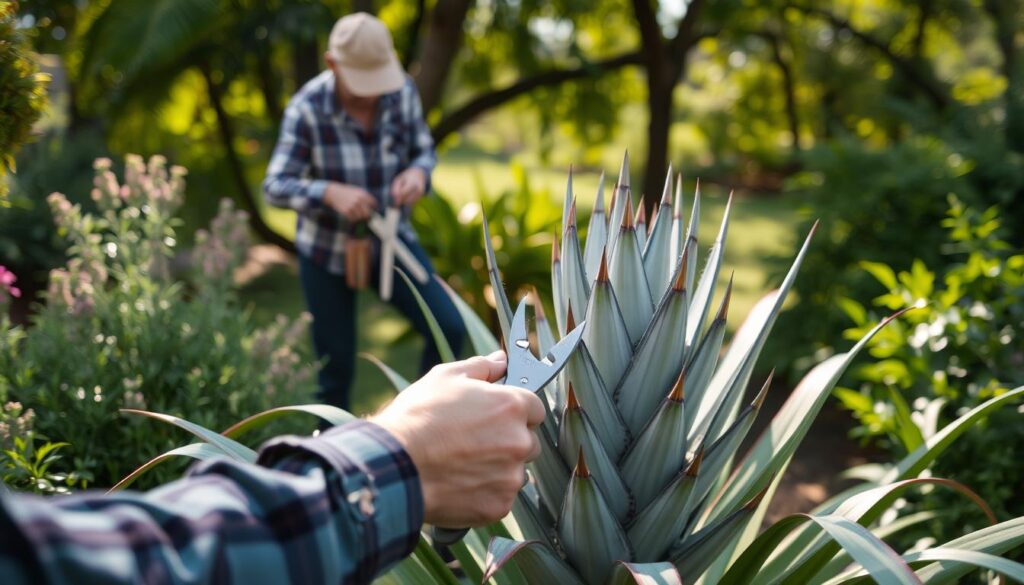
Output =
[{"x1": 328, "y1": 12, "x2": 406, "y2": 97}]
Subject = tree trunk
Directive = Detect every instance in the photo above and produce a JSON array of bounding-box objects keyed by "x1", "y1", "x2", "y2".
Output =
[
  {"x1": 401, "y1": 0, "x2": 427, "y2": 69},
  {"x1": 200, "y1": 61, "x2": 295, "y2": 254},
  {"x1": 413, "y1": 0, "x2": 473, "y2": 114},
  {"x1": 643, "y1": 73, "x2": 674, "y2": 210}
]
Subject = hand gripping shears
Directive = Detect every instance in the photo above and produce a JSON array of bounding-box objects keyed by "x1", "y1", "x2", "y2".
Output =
[
  {"x1": 430, "y1": 298, "x2": 586, "y2": 545},
  {"x1": 367, "y1": 206, "x2": 429, "y2": 300}
]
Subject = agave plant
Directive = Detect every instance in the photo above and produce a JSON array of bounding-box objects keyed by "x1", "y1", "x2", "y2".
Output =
[
  {"x1": 399, "y1": 153, "x2": 1024, "y2": 584},
  {"x1": 117, "y1": 154, "x2": 1024, "y2": 584}
]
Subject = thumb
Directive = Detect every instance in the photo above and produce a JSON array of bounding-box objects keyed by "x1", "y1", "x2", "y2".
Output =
[{"x1": 447, "y1": 351, "x2": 507, "y2": 382}]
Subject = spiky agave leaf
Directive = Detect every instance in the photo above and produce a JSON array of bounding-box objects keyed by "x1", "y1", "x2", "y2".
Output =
[
  {"x1": 560, "y1": 386, "x2": 635, "y2": 523},
  {"x1": 560, "y1": 448, "x2": 634, "y2": 584},
  {"x1": 607, "y1": 151, "x2": 631, "y2": 255},
  {"x1": 582, "y1": 252, "x2": 633, "y2": 391},
  {"x1": 627, "y1": 448, "x2": 703, "y2": 562},
  {"x1": 529, "y1": 416, "x2": 570, "y2": 517},
  {"x1": 583, "y1": 171, "x2": 608, "y2": 282},
  {"x1": 561, "y1": 198, "x2": 591, "y2": 337},
  {"x1": 681, "y1": 279, "x2": 730, "y2": 433},
  {"x1": 643, "y1": 169, "x2": 677, "y2": 301},
  {"x1": 553, "y1": 233, "x2": 565, "y2": 334},
  {"x1": 620, "y1": 373, "x2": 688, "y2": 511},
  {"x1": 608, "y1": 196, "x2": 655, "y2": 345},
  {"x1": 615, "y1": 250, "x2": 689, "y2": 435},
  {"x1": 685, "y1": 375, "x2": 771, "y2": 535},
  {"x1": 669, "y1": 486, "x2": 770, "y2": 584},
  {"x1": 562, "y1": 305, "x2": 630, "y2": 458},
  {"x1": 482, "y1": 212, "x2": 513, "y2": 342},
  {"x1": 635, "y1": 202, "x2": 648, "y2": 250},
  {"x1": 685, "y1": 192, "x2": 732, "y2": 352}
]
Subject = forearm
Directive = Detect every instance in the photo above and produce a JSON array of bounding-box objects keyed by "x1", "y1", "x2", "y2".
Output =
[
  {"x1": 263, "y1": 174, "x2": 330, "y2": 213},
  {"x1": 0, "y1": 421, "x2": 423, "y2": 585}
]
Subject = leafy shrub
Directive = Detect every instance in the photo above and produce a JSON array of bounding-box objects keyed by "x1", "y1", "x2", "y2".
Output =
[
  {"x1": 837, "y1": 197, "x2": 1024, "y2": 542},
  {"x1": 0, "y1": 0, "x2": 48, "y2": 201},
  {"x1": 0, "y1": 155, "x2": 316, "y2": 488},
  {"x1": 768, "y1": 136, "x2": 982, "y2": 376}
]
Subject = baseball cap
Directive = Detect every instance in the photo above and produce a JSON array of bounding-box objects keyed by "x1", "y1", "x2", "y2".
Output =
[{"x1": 328, "y1": 12, "x2": 406, "y2": 97}]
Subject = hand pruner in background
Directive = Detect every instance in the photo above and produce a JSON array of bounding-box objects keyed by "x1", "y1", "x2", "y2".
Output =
[{"x1": 367, "y1": 207, "x2": 428, "y2": 300}]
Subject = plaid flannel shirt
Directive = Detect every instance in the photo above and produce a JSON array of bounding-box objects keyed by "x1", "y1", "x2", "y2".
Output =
[
  {"x1": 263, "y1": 70, "x2": 437, "y2": 274},
  {"x1": 0, "y1": 421, "x2": 423, "y2": 585}
]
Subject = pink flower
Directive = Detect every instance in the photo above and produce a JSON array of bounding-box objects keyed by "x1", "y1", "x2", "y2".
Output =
[{"x1": 0, "y1": 266, "x2": 20, "y2": 298}]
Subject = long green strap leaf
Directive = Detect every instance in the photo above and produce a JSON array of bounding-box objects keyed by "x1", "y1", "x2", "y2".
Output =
[
  {"x1": 706, "y1": 306, "x2": 902, "y2": 524},
  {"x1": 358, "y1": 353, "x2": 412, "y2": 393},
  {"x1": 396, "y1": 268, "x2": 455, "y2": 363},
  {"x1": 109, "y1": 442, "x2": 223, "y2": 492},
  {"x1": 222, "y1": 404, "x2": 357, "y2": 438},
  {"x1": 720, "y1": 514, "x2": 921, "y2": 585},
  {"x1": 884, "y1": 386, "x2": 1024, "y2": 483},
  {"x1": 484, "y1": 537, "x2": 585, "y2": 584},
  {"x1": 436, "y1": 275, "x2": 499, "y2": 355},
  {"x1": 120, "y1": 409, "x2": 257, "y2": 462},
  {"x1": 747, "y1": 478, "x2": 996, "y2": 584}
]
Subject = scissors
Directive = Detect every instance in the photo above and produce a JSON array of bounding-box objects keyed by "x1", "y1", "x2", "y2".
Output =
[
  {"x1": 367, "y1": 206, "x2": 429, "y2": 300},
  {"x1": 430, "y1": 298, "x2": 586, "y2": 545}
]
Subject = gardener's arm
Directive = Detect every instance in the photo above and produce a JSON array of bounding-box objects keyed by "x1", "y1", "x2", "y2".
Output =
[
  {"x1": 0, "y1": 421, "x2": 421, "y2": 585},
  {"x1": 0, "y1": 353, "x2": 544, "y2": 585},
  {"x1": 263, "y1": 102, "x2": 330, "y2": 213}
]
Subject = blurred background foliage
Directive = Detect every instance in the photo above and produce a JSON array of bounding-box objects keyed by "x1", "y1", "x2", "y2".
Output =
[{"x1": 0, "y1": 0, "x2": 1021, "y2": 542}]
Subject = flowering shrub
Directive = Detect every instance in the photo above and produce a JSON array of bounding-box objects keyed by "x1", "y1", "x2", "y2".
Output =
[{"x1": 0, "y1": 155, "x2": 316, "y2": 488}]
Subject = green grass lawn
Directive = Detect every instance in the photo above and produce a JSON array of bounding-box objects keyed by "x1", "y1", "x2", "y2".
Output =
[{"x1": 249, "y1": 147, "x2": 801, "y2": 416}]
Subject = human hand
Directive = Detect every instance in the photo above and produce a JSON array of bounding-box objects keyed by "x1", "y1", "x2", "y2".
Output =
[
  {"x1": 324, "y1": 182, "x2": 378, "y2": 222},
  {"x1": 389, "y1": 167, "x2": 428, "y2": 206},
  {"x1": 371, "y1": 352, "x2": 545, "y2": 527}
]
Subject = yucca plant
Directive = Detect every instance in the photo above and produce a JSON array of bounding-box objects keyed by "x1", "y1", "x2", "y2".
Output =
[{"x1": 115, "y1": 154, "x2": 1024, "y2": 584}]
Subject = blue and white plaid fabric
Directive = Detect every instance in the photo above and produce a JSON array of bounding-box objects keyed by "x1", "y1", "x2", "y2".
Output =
[
  {"x1": 263, "y1": 70, "x2": 437, "y2": 274},
  {"x1": 0, "y1": 421, "x2": 423, "y2": 585}
]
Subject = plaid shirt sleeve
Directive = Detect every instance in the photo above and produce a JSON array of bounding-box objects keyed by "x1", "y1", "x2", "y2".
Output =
[
  {"x1": 0, "y1": 420, "x2": 423, "y2": 585},
  {"x1": 263, "y1": 101, "x2": 330, "y2": 213}
]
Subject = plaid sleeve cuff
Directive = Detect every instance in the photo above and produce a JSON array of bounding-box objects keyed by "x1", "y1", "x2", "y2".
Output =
[
  {"x1": 307, "y1": 179, "x2": 329, "y2": 204},
  {"x1": 409, "y1": 161, "x2": 434, "y2": 195},
  {"x1": 258, "y1": 421, "x2": 424, "y2": 578}
]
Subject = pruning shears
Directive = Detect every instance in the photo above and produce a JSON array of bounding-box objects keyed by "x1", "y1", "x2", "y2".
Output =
[
  {"x1": 367, "y1": 206, "x2": 428, "y2": 300},
  {"x1": 430, "y1": 298, "x2": 586, "y2": 545}
]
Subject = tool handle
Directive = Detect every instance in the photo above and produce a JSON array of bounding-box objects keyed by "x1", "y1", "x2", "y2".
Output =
[{"x1": 429, "y1": 525, "x2": 469, "y2": 546}]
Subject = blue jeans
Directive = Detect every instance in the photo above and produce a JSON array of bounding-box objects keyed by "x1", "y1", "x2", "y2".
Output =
[{"x1": 298, "y1": 236, "x2": 465, "y2": 410}]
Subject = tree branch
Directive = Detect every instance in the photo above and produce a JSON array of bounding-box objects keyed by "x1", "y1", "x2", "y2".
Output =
[
  {"x1": 668, "y1": 0, "x2": 707, "y2": 60},
  {"x1": 630, "y1": 0, "x2": 665, "y2": 64},
  {"x1": 430, "y1": 51, "x2": 643, "y2": 144},
  {"x1": 793, "y1": 3, "x2": 951, "y2": 111},
  {"x1": 200, "y1": 60, "x2": 295, "y2": 254}
]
